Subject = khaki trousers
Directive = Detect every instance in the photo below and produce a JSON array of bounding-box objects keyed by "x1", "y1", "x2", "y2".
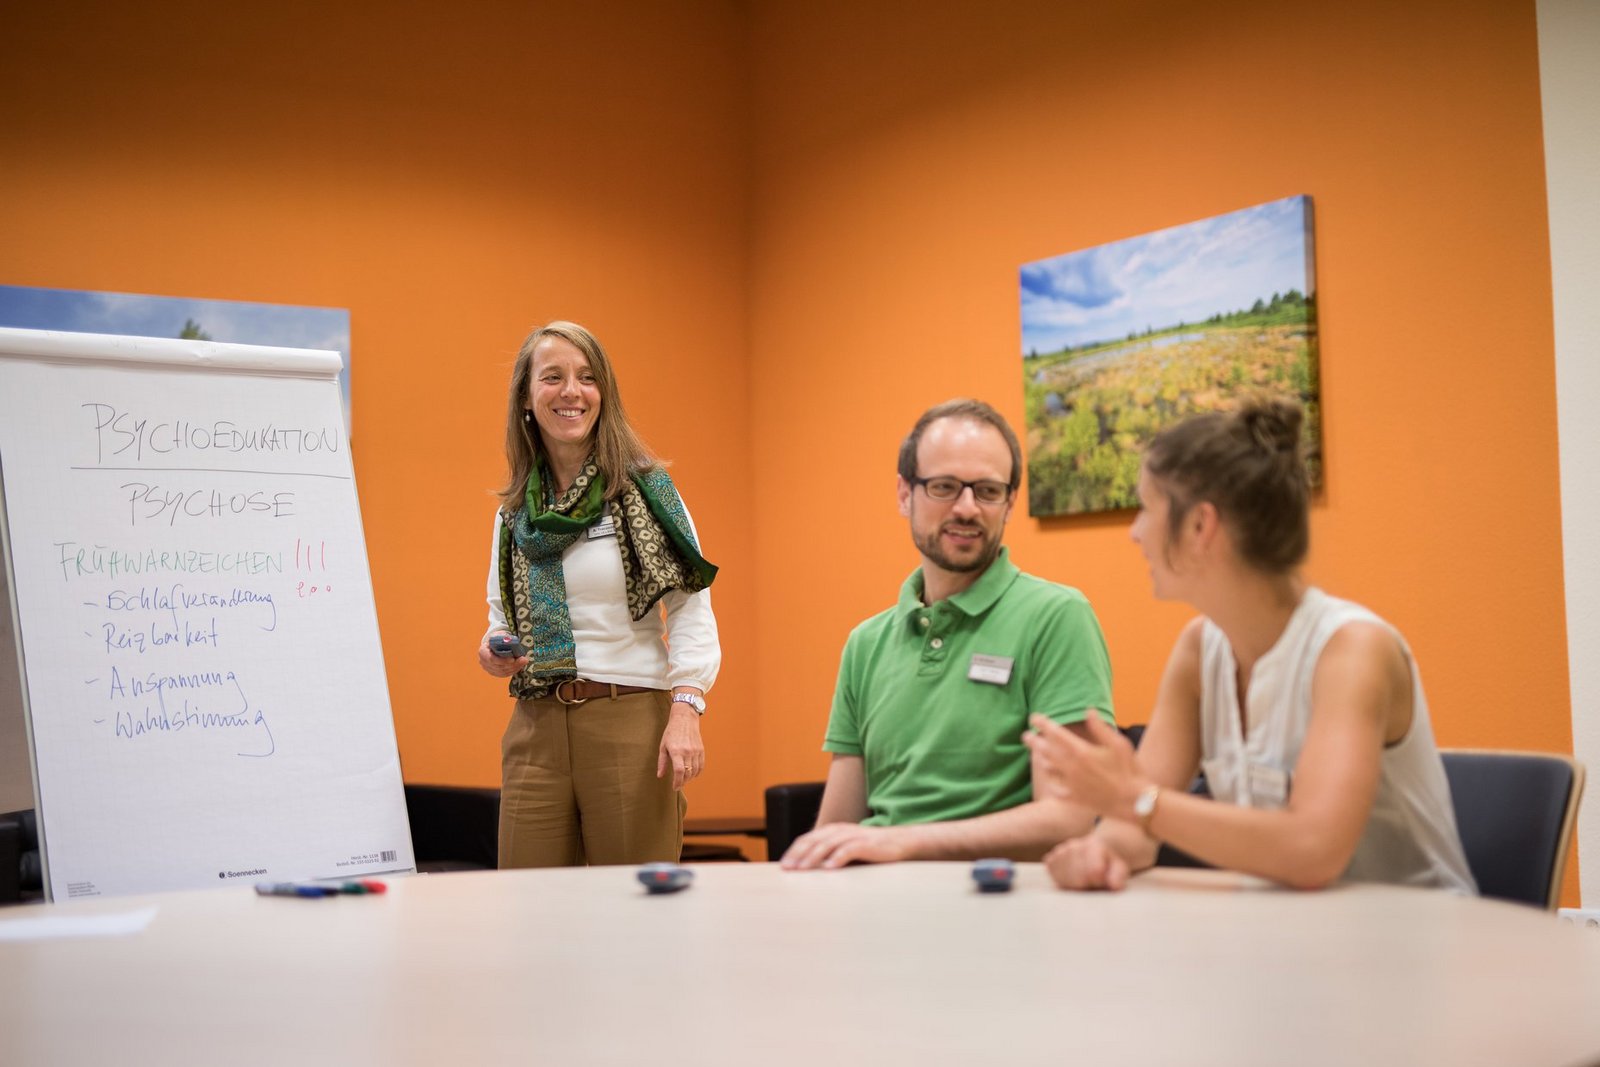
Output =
[{"x1": 499, "y1": 688, "x2": 685, "y2": 868}]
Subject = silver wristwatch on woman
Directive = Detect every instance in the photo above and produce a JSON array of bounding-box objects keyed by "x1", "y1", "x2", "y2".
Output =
[{"x1": 671, "y1": 692, "x2": 706, "y2": 715}]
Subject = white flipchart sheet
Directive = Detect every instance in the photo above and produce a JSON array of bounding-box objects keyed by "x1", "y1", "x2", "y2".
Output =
[{"x1": 0, "y1": 327, "x2": 414, "y2": 900}]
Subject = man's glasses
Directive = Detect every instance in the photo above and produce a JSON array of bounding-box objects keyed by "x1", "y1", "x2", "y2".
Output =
[{"x1": 910, "y1": 476, "x2": 1012, "y2": 505}]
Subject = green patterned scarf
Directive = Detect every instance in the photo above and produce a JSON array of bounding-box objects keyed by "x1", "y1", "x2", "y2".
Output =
[{"x1": 498, "y1": 457, "x2": 717, "y2": 699}]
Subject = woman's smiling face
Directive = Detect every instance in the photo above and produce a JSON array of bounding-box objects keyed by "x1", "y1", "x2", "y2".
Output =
[{"x1": 526, "y1": 335, "x2": 601, "y2": 452}]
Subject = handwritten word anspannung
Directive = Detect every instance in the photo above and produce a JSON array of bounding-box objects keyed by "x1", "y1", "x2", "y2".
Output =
[{"x1": 107, "y1": 664, "x2": 245, "y2": 710}]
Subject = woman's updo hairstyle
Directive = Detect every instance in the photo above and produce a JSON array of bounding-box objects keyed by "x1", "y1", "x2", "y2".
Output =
[{"x1": 1143, "y1": 397, "x2": 1310, "y2": 574}]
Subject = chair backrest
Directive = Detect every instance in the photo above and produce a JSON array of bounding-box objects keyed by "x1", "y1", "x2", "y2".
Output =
[
  {"x1": 0, "y1": 809, "x2": 42, "y2": 905},
  {"x1": 1440, "y1": 749, "x2": 1584, "y2": 910},
  {"x1": 403, "y1": 784, "x2": 501, "y2": 872},
  {"x1": 763, "y1": 782, "x2": 826, "y2": 862}
]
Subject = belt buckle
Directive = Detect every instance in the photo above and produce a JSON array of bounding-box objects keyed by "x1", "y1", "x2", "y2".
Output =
[{"x1": 554, "y1": 679, "x2": 588, "y2": 706}]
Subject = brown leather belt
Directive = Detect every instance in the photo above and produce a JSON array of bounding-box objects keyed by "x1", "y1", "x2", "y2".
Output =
[{"x1": 552, "y1": 679, "x2": 657, "y2": 705}]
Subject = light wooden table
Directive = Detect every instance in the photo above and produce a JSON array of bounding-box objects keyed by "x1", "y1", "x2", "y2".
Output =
[{"x1": 4, "y1": 863, "x2": 1600, "y2": 1065}]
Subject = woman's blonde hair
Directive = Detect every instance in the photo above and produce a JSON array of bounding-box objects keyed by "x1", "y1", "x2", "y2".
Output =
[{"x1": 495, "y1": 321, "x2": 657, "y2": 511}]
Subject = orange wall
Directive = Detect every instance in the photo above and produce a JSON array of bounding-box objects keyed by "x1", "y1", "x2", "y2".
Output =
[
  {"x1": 0, "y1": 1, "x2": 760, "y2": 820},
  {"x1": 745, "y1": 0, "x2": 1572, "y2": 894},
  {"x1": 2, "y1": 0, "x2": 1574, "y2": 893}
]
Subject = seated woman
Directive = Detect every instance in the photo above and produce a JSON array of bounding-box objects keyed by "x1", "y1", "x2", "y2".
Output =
[{"x1": 1025, "y1": 398, "x2": 1475, "y2": 893}]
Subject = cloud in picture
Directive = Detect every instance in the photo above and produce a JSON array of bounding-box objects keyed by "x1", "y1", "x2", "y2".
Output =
[{"x1": 1021, "y1": 196, "x2": 1313, "y2": 356}]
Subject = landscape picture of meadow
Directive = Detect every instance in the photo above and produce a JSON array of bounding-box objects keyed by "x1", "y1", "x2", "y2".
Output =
[{"x1": 1020, "y1": 195, "x2": 1320, "y2": 517}]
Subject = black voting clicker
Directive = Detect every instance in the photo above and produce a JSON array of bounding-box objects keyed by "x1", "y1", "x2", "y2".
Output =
[
  {"x1": 971, "y1": 858, "x2": 1015, "y2": 892},
  {"x1": 637, "y1": 863, "x2": 694, "y2": 894},
  {"x1": 488, "y1": 633, "x2": 527, "y2": 658}
]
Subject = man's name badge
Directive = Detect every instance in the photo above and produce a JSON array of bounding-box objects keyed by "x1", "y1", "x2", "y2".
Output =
[
  {"x1": 587, "y1": 517, "x2": 617, "y2": 540},
  {"x1": 968, "y1": 653, "x2": 1014, "y2": 686}
]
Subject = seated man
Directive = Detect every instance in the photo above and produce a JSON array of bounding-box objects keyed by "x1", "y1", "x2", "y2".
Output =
[{"x1": 781, "y1": 398, "x2": 1114, "y2": 869}]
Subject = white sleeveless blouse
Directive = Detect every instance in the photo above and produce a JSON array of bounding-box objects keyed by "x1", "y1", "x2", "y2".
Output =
[{"x1": 1197, "y1": 588, "x2": 1476, "y2": 893}]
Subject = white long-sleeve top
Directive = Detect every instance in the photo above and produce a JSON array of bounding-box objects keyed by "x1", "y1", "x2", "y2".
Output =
[{"x1": 484, "y1": 507, "x2": 720, "y2": 694}]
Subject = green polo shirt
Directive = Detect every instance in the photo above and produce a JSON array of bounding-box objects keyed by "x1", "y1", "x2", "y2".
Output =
[{"x1": 823, "y1": 547, "x2": 1114, "y2": 827}]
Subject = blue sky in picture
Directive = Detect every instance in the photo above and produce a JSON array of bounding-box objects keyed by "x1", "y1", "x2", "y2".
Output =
[
  {"x1": 0, "y1": 285, "x2": 351, "y2": 422},
  {"x1": 1020, "y1": 195, "x2": 1313, "y2": 357}
]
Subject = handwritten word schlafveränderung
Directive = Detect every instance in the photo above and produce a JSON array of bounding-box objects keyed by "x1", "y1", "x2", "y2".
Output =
[{"x1": 95, "y1": 583, "x2": 278, "y2": 634}]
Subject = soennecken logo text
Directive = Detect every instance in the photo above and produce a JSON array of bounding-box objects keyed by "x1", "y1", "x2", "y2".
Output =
[{"x1": 220, "y1": 868, "x2": 267, "y2": 879}]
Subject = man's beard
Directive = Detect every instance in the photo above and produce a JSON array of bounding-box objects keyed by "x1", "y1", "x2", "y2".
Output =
[{"x1": 914, "y1": 520, "x2": 1002, "y2": 574}]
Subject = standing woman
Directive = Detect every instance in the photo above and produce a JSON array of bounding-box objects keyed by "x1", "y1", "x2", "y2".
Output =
[
  {"x1": 479, "y1": 321, "x2": 720, "y2": 868},
  {"x1": 1026, "y1": 398, "x2": 1474, "y2": 893}
]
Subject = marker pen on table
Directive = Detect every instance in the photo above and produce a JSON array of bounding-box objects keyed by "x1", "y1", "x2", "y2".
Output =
[
  {"x1": 255, "y1": 880, "x2": 389, "y2": 897},
  {"x1": 255, "y1": 883, "x2": 338, "y2": 898}
]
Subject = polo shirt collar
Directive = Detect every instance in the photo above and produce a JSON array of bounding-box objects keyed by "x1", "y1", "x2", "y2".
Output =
[{"x1": 897, "y1": 546, "x2": 1020, "y2": 622}]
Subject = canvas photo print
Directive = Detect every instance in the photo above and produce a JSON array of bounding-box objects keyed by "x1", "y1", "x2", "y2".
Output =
[{"x1": 1020, "y1": 195, "x2": 1320, "y2": 517}]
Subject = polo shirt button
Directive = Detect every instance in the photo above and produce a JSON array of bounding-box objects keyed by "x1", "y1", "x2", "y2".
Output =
[
  {"x1": 918, "y1": 617, "x2": 930, "y2": 628},
  {"x1": 930, "y1": 638, "x2": 943, "y2": 649}
]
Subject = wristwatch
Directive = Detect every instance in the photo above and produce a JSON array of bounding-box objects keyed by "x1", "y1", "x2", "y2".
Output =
[
  {"x1": 1133, "y1": 784, "x2": 1161, "y2": 835},
  {"x1": 671, "y1": 692, "x2": 706, "y2": 716}
]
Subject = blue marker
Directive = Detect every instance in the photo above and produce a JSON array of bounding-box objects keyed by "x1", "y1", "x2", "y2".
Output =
[
  {"x1": 255, "y1": 880, "x2": 389, "y2": 897},
  {"x1": 256, "y1": 883, "x2": 337, "y2": 898}
]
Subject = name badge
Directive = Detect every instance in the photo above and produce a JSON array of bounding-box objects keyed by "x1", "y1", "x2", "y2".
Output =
[
  {"x1": 968, "y1": 653, "x2": 1014, "y2": 686},
  {"x1": 1247, "y1": 763, "x2": 1291, "y2": 808},
  {"x1": 586, "y1": 517, "x2": 616, "y2": 541}
]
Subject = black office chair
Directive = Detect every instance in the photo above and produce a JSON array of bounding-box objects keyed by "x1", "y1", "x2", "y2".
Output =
[
  {"x1": 0, "y1": 809, "x2": 21, "y2": 904},
  {"x1": 764, "y1": 782, "x2": 826, "y2": 861},
  {"x1": 0, "y1": 809, "x2": 42, "y2": 905},
  {"x1": 404, "y1": 784, "x2": 501, "y2": 872},
  {"x1": 1441, "y1": 749, "x2": 1585, "y2": 910}
]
